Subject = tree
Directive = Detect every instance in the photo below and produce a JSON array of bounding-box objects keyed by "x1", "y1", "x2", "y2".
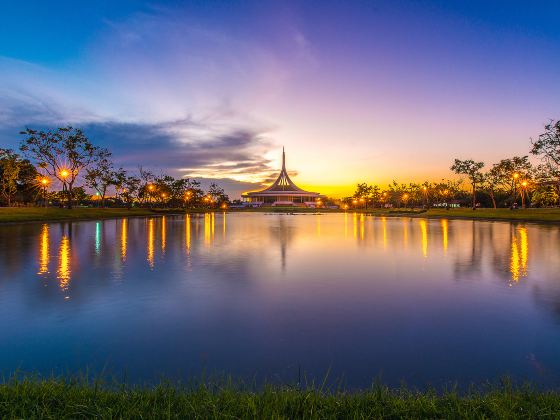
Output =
[
  {"x1": 121, "y1": 175, "x2": 141, "y2": 209},
  {"x1": 84, "y1": 148, "x2": 114, "y2": 208},
  {"x1": 482, "y1": 167, "x2": 503, "y2": 209},
  {"x1": 353, "y1": 182, "x2": 373, "y2": 208},
  {"x1": 491, "y1": 156, "x2": 532, "y2": 205},
  {"x1": 0, "y1": 149, "x2": 22, "y2": 206},
  {"x1": 451, "y1": 159, "x2": 485, "y2": 209},
  {"x1": 531, "y1": 120, "x2": 560, "y2": 203},
  {"x1": 20, "y1": 127, "x2": 99, "y2": 209},
  {"x1": 207, "y1": 183, "x2": 229, "y2": 206},
  {"x1": 531, "y1": 119, "x2": 560, "y2": 168}
]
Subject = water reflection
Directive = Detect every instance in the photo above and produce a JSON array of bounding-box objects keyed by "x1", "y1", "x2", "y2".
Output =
[
  {"x1": 121, "y1": 218, "x2": 127, "y2": 262},
  {"x1": 419, "y1": 219, "x2": 428, "y2": 257},
  {"x1": 57, "y1": 235, "x2": 71, "y2": 291},
  {"x1": 510, "y1": 227, "x2": 529, "y2": 283},
  {"x1": 147, "y1": 218, "x2": 155, "y2": 268},
  {"x1": 441, "y1": 219, "x2": 448, "y2": 255},
  {"x1": 161, "y1": 216, "x2": 167, "y2": 254},
  {"x1": 185, "y1": 214, "x2": 191, "y2": 254},
  {"x1": 38, "y1": 224, "x2": 49, "y2": 275},
  {"x1": 8, "y1": 214, "x2": 560, "y2": 389}
]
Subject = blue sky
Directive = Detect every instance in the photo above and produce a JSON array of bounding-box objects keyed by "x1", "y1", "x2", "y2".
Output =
[{"x1": 1, "y1": 0, "x2": 559, "y2": 197}]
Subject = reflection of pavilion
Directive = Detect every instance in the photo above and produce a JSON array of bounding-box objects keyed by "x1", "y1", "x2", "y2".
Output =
[{"x1": 242, "y1": 148, "x2": 323, "y2": 207}]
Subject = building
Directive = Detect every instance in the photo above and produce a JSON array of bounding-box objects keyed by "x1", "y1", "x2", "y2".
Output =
[{"x1": 242, "y1": 148, "x2": 323, "y2": 207}]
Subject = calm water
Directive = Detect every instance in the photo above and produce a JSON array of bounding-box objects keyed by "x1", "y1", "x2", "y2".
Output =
[{"x1": 1, "y1": 213, "x2": 560, "y2": 388}]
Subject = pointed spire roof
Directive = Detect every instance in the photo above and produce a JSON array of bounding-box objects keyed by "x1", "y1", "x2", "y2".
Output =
[{"x1": 260, "y1": 147, "x2": 308, "y2": 192}]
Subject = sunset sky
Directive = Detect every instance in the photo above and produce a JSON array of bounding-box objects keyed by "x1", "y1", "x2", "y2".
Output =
[{"x1": 1, "y1": 1, "x2": 559, "y2": 197}]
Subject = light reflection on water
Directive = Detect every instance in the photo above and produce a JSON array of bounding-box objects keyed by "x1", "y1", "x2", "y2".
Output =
[{"x1": 0, "y1": 213, "x2": 560, "y2": 388}]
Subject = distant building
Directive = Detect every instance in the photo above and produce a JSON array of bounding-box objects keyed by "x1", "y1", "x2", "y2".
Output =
[{"x1": 242, "y1": 148, "x2": 323, "y2": 207}]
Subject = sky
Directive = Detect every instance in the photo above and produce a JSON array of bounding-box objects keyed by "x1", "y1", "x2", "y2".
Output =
[{"x1": 1, "y1": 0, "x2": 559, "y2": 198}]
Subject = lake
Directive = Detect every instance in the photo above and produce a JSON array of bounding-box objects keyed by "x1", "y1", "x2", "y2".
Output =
[{"x1": 1, "y1": 213, "x2": 560, "y2": 389}]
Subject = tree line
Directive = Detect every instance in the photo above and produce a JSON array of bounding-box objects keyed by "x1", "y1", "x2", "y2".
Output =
[
  {"x1": 0, "y1": 126, "x2": 229, "y2": 209},
  {"x1": 346, "y1": 120, "x2": 560, "y2": 209}
]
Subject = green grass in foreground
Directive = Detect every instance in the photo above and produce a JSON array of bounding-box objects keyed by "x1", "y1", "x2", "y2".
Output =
[{"x1": 1, "y1": 378, "x2": 559, "y2": 419}]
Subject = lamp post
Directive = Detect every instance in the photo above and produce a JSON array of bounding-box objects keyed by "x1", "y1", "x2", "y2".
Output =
[
  {"x1": 422, "y1": 186, "x2": 428, "y2": 208},
  {"x1": 60, "y1": 169, "x2": 69, "y2": 208},
  {"x1": 147, "y1": 184, "x2": 155, "y2": 207},
  {"x1": 512, "y1": 173, "x2": 519, "y2": 207},
  {"x1": 40, "y1": 177, "x2": 49, "y2": 207},
  {"x1": 521, "y1": 181, "x2": 528, "y2": 208},
  {"x1": 402, "y1": 193, "x2": 409, "y2": 208}
]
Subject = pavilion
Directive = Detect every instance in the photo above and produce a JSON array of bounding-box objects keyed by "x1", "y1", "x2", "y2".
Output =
[{"x1": 242, "y1": 148, "x2": 323, "y2": 207}]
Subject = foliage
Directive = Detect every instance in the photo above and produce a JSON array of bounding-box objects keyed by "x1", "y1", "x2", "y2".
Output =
[
  {"x1": 451, "y1": 159, "x2": 485, "y2": 209},
  {"x1": 20, "y1": 127, "x2": 100, "y2": 209},
  {"x1": 531, "y1": 119, "x2": 560, "y2": 168},
  {"x1": 84, "y1": 148, "x2": 114, "y2": 207}
]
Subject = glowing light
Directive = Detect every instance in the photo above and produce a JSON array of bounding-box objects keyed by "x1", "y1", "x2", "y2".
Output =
[
  {"x1": 95, "y1": 222, "x2": 101, "y2": 255},
  {"x1": 161, "y1": 216, "x2": 166, "y2": 253},
  {"x1": 147, "y1": 218, "x2": 155, "y2": 268},
  {"x1": 360, "y1": 213, "x2": 365, "y2": 241},
  {"x1": 185, "y1": 214, "x2": 191, "y2": 253},
  {"x1": 57, "y1": 235, "x2": 71, "y2": 291},
  {"x1": 38, "y1": 224, "x2": 50, "y2": 275},
  {"x1": 521, "y1": 181, "x2": 528, "y2": 187},
  {"x1": 519, "y1": 227, "x2": 528, "y2": 278},
  {"x1": 513, "y1": 173, "x2": 520, "y2": 179},
  {"x1": 121, "y1": 218, "x2": 127, "y2": 261},
  {"x1": 60, "y1": 169, "x2": 69, "y2": 179},
  {"x1": 419, "y1": 219, "x2": 428, "y2": 257},
  {"x1": 41, "y1": 177, "x2": 49, "y2": 185},
  {"x1": 441, "y1": 219, "x2": 448, "y2": 255},
  {"x1": 510, "y1": 227, "x2": 529, "y2": 282}
]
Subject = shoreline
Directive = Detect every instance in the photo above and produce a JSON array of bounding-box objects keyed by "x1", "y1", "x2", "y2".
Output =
[
  {"x1": 1, "y1": 377, "x2": 559, "y2": 418},
  {"x1": 1, "y1": 207, "x2": 560, "y2": 225}
]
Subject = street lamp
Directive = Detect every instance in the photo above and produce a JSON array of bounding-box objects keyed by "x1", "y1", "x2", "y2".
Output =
[
  {"x1": 512, "y1": 173, "x2": 520, "y2": 208},
  {"x1": 59, "y1": 169, "x2": 70, "y2": 207},
  {"x1": 40, "y1": 177, "x2": 49, "y2": 207},
  {"x1": 521, "y1": 180, "x2": 528, "y2": 208},
  {"x1": 402, "y1": 193, "x2": 409, "y2": 208}
]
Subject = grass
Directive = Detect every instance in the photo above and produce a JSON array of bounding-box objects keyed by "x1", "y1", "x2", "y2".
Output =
[
  {"x1": 1, "y1": 377, "x2": 559, "y2": 419},
  {"x1": 415, "y1": 208, "x2": 560, "y2": 223},
  {"x1": 0, "y1": 207, "x2": 182, "y2": 224},
  {"x1": 2, "y1": 207, "x2": 560, "y2": 225}
]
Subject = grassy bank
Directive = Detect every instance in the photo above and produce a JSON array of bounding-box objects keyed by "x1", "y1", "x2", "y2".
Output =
[
  {"x1": 415, "y1": 208, "x2": 560, "y2": 223},
  {"x1": 0, "y1": 208, "x2": 183, "y2": 224},
  {"x1": 2, "y1": 207, "x2": 560, "y2": 225},
  {"x1": 1, "y1": 378, "x2": 559, "y2": 419}
]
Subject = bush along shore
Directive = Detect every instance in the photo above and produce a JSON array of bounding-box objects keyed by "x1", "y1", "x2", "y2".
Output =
[{"x1": 1, "y1": 377, "x2": 560, "y2": 418}]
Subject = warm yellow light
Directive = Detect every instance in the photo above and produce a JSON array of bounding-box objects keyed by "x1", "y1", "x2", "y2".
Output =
[
  {"x1": 221, "y1": 203, "x2": 227, "y2": 209},
  {"x1": 423, "y1": 186, "x2": 427, "y2": 191},
  {"x1": 403, "y1": 194, "x2": 409, "y2": 199},
  {"x1": 513, "y1": 173, "x2": 519, "y2": 179},
  {"x1": 41, "y1": 178, "x2": 48, "y2": 185},
  {"x1": 444, "y1": 189, "x2": 449, "y2": 195},
  {"x1": 161, "y1": 193, "x2": 167, "y2": 198},
  {"x1": 60, "y1": 169, "x2": 69, "y2": 179},
  {"x1": 352, "y1": 199, "x2": 358, "y2": 204},
  {"x1": 148, "y1": 184, "x2": 155, "y2": 191},
  {"x1": 522, "y1": 181, "x2": 527, "y2": 187}
]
